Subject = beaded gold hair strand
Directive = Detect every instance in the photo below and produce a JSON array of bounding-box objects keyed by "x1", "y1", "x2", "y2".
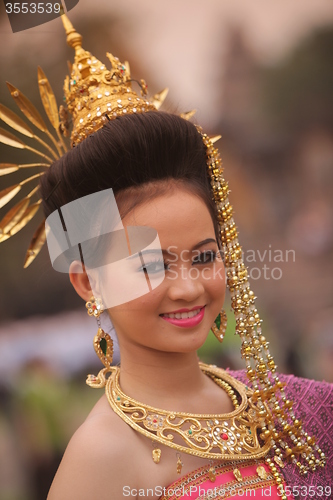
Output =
[{"x1": 201, "y1": 131, "x2": 326, "y2": 475}]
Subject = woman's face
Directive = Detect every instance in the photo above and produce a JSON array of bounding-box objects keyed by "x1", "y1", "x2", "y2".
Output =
[{"x1": 100, "y1": 186, "x2": 226, "y2": 354}]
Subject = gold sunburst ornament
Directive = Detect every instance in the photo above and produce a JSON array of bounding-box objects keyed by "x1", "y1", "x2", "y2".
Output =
[{"x1": 0, "y1": 13, "x2": 170, "y2": 266}]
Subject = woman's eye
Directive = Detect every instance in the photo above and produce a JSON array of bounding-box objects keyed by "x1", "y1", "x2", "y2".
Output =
[
  {"x1": 138, "y1": 259, "x2": 169, "y2": 274},
  {"x1": 193, "y1": 251, "x2": 216, "y2": 264}
]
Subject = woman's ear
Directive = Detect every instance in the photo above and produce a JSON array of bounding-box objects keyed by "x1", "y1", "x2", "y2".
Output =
[{"x1": 69, "y1": 261, "x2": 95, "y2": 302}]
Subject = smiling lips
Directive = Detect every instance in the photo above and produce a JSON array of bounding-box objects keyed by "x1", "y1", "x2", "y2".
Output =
[{"x1": 160, "y1": 306, "x2": 206, "y2": 327}]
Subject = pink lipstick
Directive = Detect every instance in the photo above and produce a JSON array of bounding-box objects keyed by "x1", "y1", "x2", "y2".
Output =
[{"x1": 160, "y1": 306, "x2": 206, "y2": 328}]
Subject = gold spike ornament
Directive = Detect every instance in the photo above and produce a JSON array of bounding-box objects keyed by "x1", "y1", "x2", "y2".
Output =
[{"x1": 0, "y1": 12, "x2": 170, "y2": 266}]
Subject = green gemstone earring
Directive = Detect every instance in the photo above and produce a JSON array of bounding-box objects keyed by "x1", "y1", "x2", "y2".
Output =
[{"x1": 211, "y1": 309, "x2": 227, "y2": 342}]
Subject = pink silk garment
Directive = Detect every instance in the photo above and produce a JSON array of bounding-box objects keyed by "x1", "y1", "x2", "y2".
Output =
[
  {"x1": 159, "y1": 370, "x2": 333, "y2": 500},
  {"x1": 159, "y1": 460, "x2": 286, "y2": 499}
]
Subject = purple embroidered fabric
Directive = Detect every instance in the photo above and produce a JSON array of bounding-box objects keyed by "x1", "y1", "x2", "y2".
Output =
[{"x1": 228, "y1": 369, "x2": 333, "y2": 491}]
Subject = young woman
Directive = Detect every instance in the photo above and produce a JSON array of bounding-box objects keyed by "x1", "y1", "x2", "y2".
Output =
[
  {"x1": 40, "y1": 109, "x2": 332, "y2": 499},
  {"x1": 1, "y1": 14, "x2": 331, "y2": 500}
]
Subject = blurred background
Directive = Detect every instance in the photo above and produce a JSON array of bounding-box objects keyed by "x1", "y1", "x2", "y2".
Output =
[{"x1": 0, "y1": 0, "x2": 333, "y2": 498}]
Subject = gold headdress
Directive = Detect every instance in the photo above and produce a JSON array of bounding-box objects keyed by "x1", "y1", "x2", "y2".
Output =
[
  {"x1": 0, "y1": 14, "x2": 168, "y2": 266},
  {"x1": 0, "y1": 14, "x2": 325, "y2": 481}
]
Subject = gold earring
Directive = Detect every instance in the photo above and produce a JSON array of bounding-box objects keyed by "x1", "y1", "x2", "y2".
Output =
[
  {"x1": 85, "y1": 296, "x2": 104, "y2": 317},
  {"x1": 211, "y1": 309, "x2": 227, "y2": 342},
  {"x1": 85, "y1": 296, "x2": 114, "y2": 388}
]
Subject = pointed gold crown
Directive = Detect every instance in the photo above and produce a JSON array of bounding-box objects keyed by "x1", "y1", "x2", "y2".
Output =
[
  {"x1": 60, "y1": 15, "x2": 161, "y2": 146},
  {"x1": 0, "y1": 13, "x2": 181, "y2": 266}
]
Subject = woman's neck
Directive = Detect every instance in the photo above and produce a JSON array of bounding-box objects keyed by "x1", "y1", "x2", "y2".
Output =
[
  {"x1": 119, "y1": 348, "x2": 205, "y2": 402},
  {"x1": 116, "y1": 345, "x2": 233, "y2": 414}
]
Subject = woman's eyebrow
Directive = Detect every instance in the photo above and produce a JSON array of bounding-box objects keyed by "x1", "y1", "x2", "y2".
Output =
[
  {"x1": 127, "y1": 239, "x2": 218, "y2": 260},
  {"x1": 127, "y1": 249, "x2": 166, "y2": 260},
  {"x1": 191, "y1": 238, "x2": 217, "y2": 250}
]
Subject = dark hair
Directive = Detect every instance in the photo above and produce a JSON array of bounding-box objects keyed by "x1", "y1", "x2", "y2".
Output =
[{"x1": 40, "y1": 111, "x2": 221, "y2": 250}]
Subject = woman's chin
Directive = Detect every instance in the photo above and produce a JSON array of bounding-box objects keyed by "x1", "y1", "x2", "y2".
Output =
[{"x1": 162, "y1": 334, "x2": 209, "y2": 355}]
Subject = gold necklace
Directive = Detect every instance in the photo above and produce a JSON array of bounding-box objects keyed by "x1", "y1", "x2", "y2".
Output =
[{"x1": 105, "y1": 362, "x2": 272, "y2": 461}]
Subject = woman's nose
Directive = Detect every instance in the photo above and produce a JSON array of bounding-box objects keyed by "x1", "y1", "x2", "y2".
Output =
[{"x1": 167, "y1": 266, "x2": 205, "y2": 302}]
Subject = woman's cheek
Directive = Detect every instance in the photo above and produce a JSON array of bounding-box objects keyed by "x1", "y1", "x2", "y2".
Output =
[{"x1": 205, "y1": 260, "x2": 225, "y2": 287}]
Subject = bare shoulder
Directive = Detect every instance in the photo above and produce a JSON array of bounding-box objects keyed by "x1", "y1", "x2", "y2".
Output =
[{"x1": 47, "y1": 394, "x2": 139, "y2": 500}]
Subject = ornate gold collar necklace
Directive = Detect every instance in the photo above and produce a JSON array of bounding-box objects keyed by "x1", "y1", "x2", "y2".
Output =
[{"x1": 105, "y1": 362, "x2": 272, "y2": 464}]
